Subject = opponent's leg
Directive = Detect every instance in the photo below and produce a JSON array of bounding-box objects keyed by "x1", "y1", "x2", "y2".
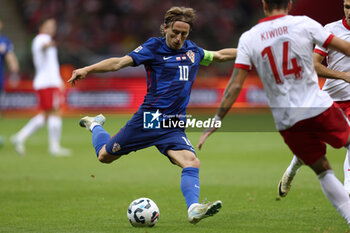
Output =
[
  {"x1": 48, "y1": 114, "x2": 71, "y2": 156},
  {"x1": 167, "y1": 149, "x2": 222, "y2": 224},
  {"x1": 344, "y1": 149, "x2": 350, "y2": 194},
  {"x1": 277, "y1": 155, "x2": 303, "y2": 199},
  {"x1": 11, "y1": 113, "x2": 45, "y2": 155},
  {"x1": 311, "y1": 156, "x2": 350, "y2": 226}
]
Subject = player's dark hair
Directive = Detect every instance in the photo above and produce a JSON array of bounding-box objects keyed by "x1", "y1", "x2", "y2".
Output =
[
  {"x1": 264, "y1": 0, "x2": 290, "y2": 11},
  {"x1": 160, "y1": 6, "x2": 196, "y2": 36},
  {"x1": 37, "y1": 16, "x2": 55, "y2": 30}
]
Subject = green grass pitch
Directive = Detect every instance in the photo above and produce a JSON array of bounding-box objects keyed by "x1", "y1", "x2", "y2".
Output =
[{"x1": 0, "y1": 114, "x2": 349, "y2": 232}]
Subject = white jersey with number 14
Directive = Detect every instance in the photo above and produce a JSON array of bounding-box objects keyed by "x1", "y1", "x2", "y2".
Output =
[{"x1": 235, "y1": 15, "x2": 334, "y2": 130}]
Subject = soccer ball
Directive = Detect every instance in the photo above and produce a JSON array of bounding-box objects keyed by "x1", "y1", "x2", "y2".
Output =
[{"x1": 127, "y1": 197, "x2": 160, "y2": 227}]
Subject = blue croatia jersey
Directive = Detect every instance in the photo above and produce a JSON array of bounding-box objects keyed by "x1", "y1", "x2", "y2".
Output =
[
  {"x1": 128, "y1": 37, "x2": 206, "y2": 120},
  {"x1": 0, "y1": 35, "x2": 13, "y2": 90}
]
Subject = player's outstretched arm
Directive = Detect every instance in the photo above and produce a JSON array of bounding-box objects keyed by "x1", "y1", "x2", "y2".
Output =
[
  {"x1": 5, "y1": 51, "x2": 20, "y2": 87},
  {"x1": 197, "y1": 68, "x2": 248, "y2": 150},
  {"x1": 42, "y1": 40, "x2": 56, "y2": 50},
  {"x1": 68, "y1": 55, "x2": 134, "y2": 86},
  {"x1": 328, "y1": 36, "x2": 350, "y2": 57},
  {"x1": 313, "y1": 52, "x2": 350, "y2": 83},
  {"x1": 212, "y1": 48, "x2": 237, "y2": 62}
]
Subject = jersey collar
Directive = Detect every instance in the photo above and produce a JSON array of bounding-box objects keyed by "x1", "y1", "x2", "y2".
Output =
[
  {"x1": 342, "y1": 17, "x2": 350, "y2": 31},
  {"x1": 258, "y1": 14, "x2": 287, "y2": 24}
]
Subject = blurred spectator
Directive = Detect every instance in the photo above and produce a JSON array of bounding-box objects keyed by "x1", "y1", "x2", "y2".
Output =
[{"x1": 17, "y1": 0, "x2": 261, "y2": 76}]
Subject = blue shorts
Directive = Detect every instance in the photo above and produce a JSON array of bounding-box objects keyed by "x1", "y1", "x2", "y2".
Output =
[{"x1": 105, "y1": 110, "x2": 196, "y2": 163}]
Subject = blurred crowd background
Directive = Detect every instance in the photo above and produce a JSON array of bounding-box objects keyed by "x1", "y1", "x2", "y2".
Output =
[
  {"x1": 0, "y1": 0, "x2": 345, "y2": 79},
  {"x1": 7, "y1": 0, "x2": 263, "y2": 78}
]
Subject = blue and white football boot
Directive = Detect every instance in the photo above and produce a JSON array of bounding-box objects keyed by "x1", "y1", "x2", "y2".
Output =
[{"x1": 79, "y1": 114, "x2": 106, "y2": 132}]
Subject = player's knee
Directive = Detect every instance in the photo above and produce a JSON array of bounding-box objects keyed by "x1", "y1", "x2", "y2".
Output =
[
  {"x1": 189, "y1": 156, "x2": 200, "y2": 168},
  {"x1": 98, "y1": 150, "x2": 120, "y2": 164},
  {"x1": 98, "y1": 151, "x2": 112, "y2": 164},
  {"x1": 98, "y1": 155, "x2": 112, "y2": 164},
  {"x1": 309, "y1": 156, "x2": 331, "y2": 175}
]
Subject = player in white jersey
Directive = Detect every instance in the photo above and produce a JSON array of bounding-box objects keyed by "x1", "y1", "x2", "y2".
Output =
[
  {"x1": 198, "y1": 0, "x2": 350, "y2": 227},
  {"x1": 278, "y1": 0, "x2": 350, "y2": 200},
  {"x1": 11, "y1": 17, "x2": 70, "y2": 156}
]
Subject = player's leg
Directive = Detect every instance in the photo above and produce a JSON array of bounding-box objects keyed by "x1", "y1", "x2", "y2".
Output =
[
  {"x1": 336, "y1": 101, "x2": 350, "y2": 194},
  {"x1": 277, "y1": 155, "x2": 303, "y2": 199},
  {"x1": 11, "y1": 112, "x2": 46, "y2": 155},
  {"x1": 35, "y1": 88, "x2": 70, "y2": 156},
  {"x1": 79, "y1": 114, "x2": 121, "y2": 163},
  {"x1": 344, "y1": 148, "x2": 350, "y2": 194},
  {"x1": 296, "y1": 105, "x2": 350, "y2": 225},
  {"x1": 309, "y1": 156, "x2": 350, "y2": 225},
  {"x1": 168, "y1": 149, "x2": 200, "y2": 208},
  {"x1": 96, "y1": 145, "x2": 121, "y2": 163},
  {"x1": 47, "y1": 110, "x2": 71, "y2": 156},
  {"x1": 167, "y1": 149, "x2": 222, "y2": 224}
]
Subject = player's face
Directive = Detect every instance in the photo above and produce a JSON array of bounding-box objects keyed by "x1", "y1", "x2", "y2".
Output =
[
  {"x1": 165, "y1": 21, "x2": 190, "y2": 50},
  {"x1": 42, "y1": 19, "x2": 57, "y2": 37},
  {"x1": 345, "y1": 0, "x2": 350, "y2": 26}
]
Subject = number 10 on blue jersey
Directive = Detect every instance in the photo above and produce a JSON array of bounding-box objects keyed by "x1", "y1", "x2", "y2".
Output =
[{"x1": 178, "y1": 65, "x2": 189, "y2": 81}]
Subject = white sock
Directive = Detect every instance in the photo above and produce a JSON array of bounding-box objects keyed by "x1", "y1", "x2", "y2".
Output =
[
  {"x1": 90, "y1": 122, "x2": 100, "y2": 131},
  {"x1": 16, "y1": 114, "x2": 45, "y2": 142},
  {"x1": 344, "y1": 150, "x2": 350, "y2": 192},
  {"x1": 286, "y1": 155, "x2": 302, "y2": 177},
  {"x1": 318, "y1": 170, "x2": 350, "y2": 225},
  {"x1": 48, "y1": 115, "x2": 62, "y2": 151},
  {"x1": 188, "y1": 203, "x2": 200, "y2": 214}
]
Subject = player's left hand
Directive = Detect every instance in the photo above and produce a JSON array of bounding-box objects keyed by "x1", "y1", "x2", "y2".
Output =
[
  {"x1": 68, "y1": 68, "x2": 88, "y2": 86},
  {"x1": 197, "y1": 126, "x2": 218, "y2": 150}
]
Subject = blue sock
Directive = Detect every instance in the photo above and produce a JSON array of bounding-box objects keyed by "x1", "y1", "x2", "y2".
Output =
[
  {"x1": 92, "y1": 125, "x2": 111, "y2": 157},
  {"x1": 181, "y1": 167, "x2": 200, "y2": 209}
]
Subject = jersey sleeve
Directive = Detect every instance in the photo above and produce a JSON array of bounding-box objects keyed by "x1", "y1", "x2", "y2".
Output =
[
  {"x1": 128, "y1": 38, "x2": 156, "y2": 66},
  {"x1": 307, "y1": 17, "x2": 334, "y2": 50},
  {"x1": 314, "y1": 24, "x2": 331, "y2": 56},
  {"x1": 1, "y1": 37, "x2": 13, "y2": 55},
  {"x1": 234, "y1": 32, "x2": 252, "y2": 70},
  {"x1": 33, "y1": 35, "x2": 50, "y2": 52}
]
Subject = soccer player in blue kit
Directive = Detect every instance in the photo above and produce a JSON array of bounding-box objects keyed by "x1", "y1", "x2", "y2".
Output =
[
  {"x1": 0, "y1": 19, "x2": 19, "y2": 95},
  {"x1": 68, "y1": 6, "x2": 236, "y2": 224},
  {"x1": 0, "y1": 18, "x2": 19, "y2": 146}
]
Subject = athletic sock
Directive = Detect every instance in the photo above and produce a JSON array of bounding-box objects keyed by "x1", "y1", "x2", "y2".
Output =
[
  {"x1": 318, "y1": 170, "x2": 350, "y2": 225},
  {"x1": 344, "y1": 150, "x2": 350, "y2": 192},
  {"x1": 16, "y1": 113, "x2": 45, "y2": 142},
  {"x1": 48, "y1": 115, "x2": 62, "y2": 151},
  {"x1": 286, "y1": 155, "x2": 302, "y2": 177},
  {"x1": 181, "y1": 167, "x2": 200, "y2": 209},
  {"x1": 92, "y1": 125, "x2": 111, "y2": 157}
]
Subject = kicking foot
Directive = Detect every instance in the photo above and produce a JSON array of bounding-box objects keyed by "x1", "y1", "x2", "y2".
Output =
[
  {"x1": 277, "y1": 171, "x2": 293, "y2": 200},
  {"x1": 79, "y1": 114, "x2": 106, "y2": 131},
  {"x1": 188, "y1": 200, "x2": 222, "y2": 224},
  {"x1": 11, "y1": 135, "x2": 25, "y2": 156}
]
